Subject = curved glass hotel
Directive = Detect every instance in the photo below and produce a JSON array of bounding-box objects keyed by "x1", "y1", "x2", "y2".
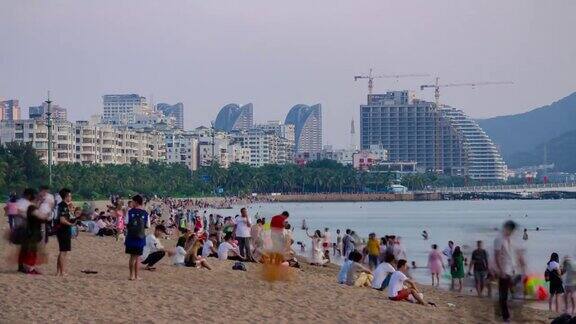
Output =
[
  {"x1": 214, "y1": 103, "x2": 253, "y2": 132},
  {"x1": 360, "y1": 91, "x2": 507, "y2": 181},
  {"x1": 285, "y1": 104, "x2": 322, "y2": 155}
]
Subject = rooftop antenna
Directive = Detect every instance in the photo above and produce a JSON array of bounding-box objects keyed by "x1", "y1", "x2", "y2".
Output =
[
  {"x1": 45, "y1": 91, "x2": 53, "y2": 187},
  {"x1": 350, "y1": 117, "x2": 357, "y2": 150}
]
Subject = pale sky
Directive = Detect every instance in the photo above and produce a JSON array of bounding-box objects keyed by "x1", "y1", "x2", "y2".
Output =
[{"x1": 1, "y1": 1, "x2": 575, "y2": 148}]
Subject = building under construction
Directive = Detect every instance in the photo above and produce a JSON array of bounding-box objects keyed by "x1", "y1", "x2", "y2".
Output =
[{"x1": 360, "y1": 91, "x2": 507, "y2": 181}]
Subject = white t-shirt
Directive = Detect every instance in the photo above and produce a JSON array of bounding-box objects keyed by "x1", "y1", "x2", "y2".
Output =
[
  {"x1": 442, "y1": 246, "x2": 453, "y2": 262},
  {"x1": 142, "y1": 234, "x2": 164, "y2": 260},
  {"x1": 235, "y1": 216, "x2": 251, "y2": 238},
  {"x1": 14, "y1": 198, "x2": 31, "y2": 227},
  {"x1": 372, "y1": 262, "x2": 396, "y2": 289},
  {"x1": 494, "y1": 234, "x2": 515, "y2": 276},
  {"x1": 16, "y1": 198, "x2": 31, "y2": 217},
  {"x1": 387, "y1": 270, "x2": 408, "y2": 298},
  {"x1": 173, "y1": 246, "x2": 186, "y2": 265},
  {"x1": 217, "y1": 241, "x2": 237, "y2": 260},
  {"x1": 39, "y1": 193, "x2": 55, "y2": 217},
  {"x1": 547, "y1": 260, "x2": 560, "y2": 272},
  {"x1": 202, "y1": 240, "x2": 214, "y2": 258}
]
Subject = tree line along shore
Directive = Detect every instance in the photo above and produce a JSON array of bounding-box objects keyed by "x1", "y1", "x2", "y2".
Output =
[{"x1": 1, "y1": 142, "x2": 523, "y2": 201}]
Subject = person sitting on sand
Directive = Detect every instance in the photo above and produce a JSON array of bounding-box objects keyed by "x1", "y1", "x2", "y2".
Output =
[
  {"x1": 388, "y1": 259, "x2": 426, "y2": 305},
  {"x1": 141, "y1": 225, "x2": 168, "y2": 271},
  {"x1": 372, "y1": 253, "x2": 396, "y2": 290},
  {"x1": 184, "y1": 238, "x2": 212, "y2": 270},
  {"x1": 346, "y1": 250, "x2": 373, "y2": 287},
  {"x1": 173, "y1": 230, "x2": 194, "y2": 266},
  {"x1": 202, "y1": 233, "x2": 218, "y2": 258},
  {"x1": 177, "y1": 229, "x2": 191, "y2": 248},
  {"x1": 217, "y1": 234, "x2": 244, "y2": 261}
]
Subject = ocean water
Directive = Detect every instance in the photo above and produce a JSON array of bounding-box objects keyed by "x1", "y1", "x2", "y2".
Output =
[{"x1": 214, "y1": 199, "x2": 576, "y2": 284}]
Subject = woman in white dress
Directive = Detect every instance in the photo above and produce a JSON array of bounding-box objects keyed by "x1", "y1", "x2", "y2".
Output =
[{"x1": 306, "y1": 229, "x2": 325, "y2": 266}]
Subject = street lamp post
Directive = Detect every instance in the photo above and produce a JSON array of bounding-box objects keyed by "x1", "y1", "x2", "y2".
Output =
[
  {"x1": 210, "y1": 121, "x2": 215, "y2": 164},
  {"x1": 45, "y1": 91, "x2": 53, "y2": 187}
]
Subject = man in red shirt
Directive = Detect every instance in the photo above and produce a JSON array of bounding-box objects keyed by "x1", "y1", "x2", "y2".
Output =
[
  {"x1": 269, "y1": 211, "x2": 289, "y2": 253},
  {"x1": 270, "y1": 211, "x2": 289, "y2": 230}
]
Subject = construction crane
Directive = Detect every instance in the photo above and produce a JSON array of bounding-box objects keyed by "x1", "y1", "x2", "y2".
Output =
[
  {"x1": 419, "y1": 77, "x2": 514, "y2": 174},
  {"x1": 354, "y1": 68, "x2": 429, "y2": 94},
  {"x1": 420, "y1": 77, "x2": 514, "y2": 107}
]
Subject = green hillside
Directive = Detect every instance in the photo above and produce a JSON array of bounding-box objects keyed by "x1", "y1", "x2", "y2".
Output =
[{"x1": 478, "y1": 92, "x2": 576, "y2": 160}]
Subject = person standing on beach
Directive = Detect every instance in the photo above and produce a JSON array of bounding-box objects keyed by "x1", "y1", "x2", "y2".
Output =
[
  {"x1": 427, "y1": 244, "x2": 444, "y2": 287},
  {"x1": 4, "y1": 193, "x2": 18, "y2": 231},
  {"x1": 366, "y1": 233, "x2": 380, "y2": 270},
  {"x1": 545, "y1": 252, "x2": 565, "y2": 312},
  {"x1": 468, "y1": 240, "x2": 489, "y2": 296},
  {"x1": 270, "y1": 211, "x2": 289, "y2": 253},
  {"x1": 494, "y1": 220, "x2": 525, "y2": 323},
  {"x1": 450, "y1": 246, "x2": 465, "y2": 292},
  {"x1": 20, "y1": 194, "x2": 53, "y2": 274},
  {"x1": 323, "y1": 228, "x2": 331, "y2": 262},
  {"x1": 56, "y1": 188, "x2": 75, "y2": 277},
  {"x1": 442, "y1": 241, "x2": 454, "y2": 266},
  {"x1": 125, "y1": 195, "x2": 150, "y2": 281},
  {"x1": 334, "y1": 229, "x2": 342, "y2": 257},
  {"x1": 342, "y1": 229, "x2": 352, "y2": 258},
  {"x1": 235, "y1": 208, "x2": 252, "y2": 261},
  {"x1": 563, "y1": 255, "x2": 576, "y2": 315}
]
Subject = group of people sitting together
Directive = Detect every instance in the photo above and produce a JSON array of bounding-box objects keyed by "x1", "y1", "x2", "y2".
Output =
[
  {"x1": 122, "y1": 196, "x2": 299, "y2": 280},
  {"x1": 337, "y1": 248, "x2": 431, "y2": 306}
]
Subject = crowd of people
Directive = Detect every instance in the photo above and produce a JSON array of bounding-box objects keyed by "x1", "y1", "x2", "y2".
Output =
[
  {"x1": 328, "y1": 221, "x2": 576, "y2": 320},
  {"x1": 4, "y1": 189, "x2": 576, "y2": 321}
]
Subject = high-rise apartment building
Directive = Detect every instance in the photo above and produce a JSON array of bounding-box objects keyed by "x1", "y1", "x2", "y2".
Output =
[
  {"x1": 74, "y1": 122, "x2": 165, "y2": 164},
  {"x1": 0, "y1": 100, "x2": 21, "y2": 121},
  {"x1": 214, "y1": 103, "x2": 253, "y2": 132},
  {"x1": 164, "y1": 130, "x2": 198, "y2": 171},
  {"x1": 102, "y1": 94, "x2": 149, "y2": 124},
  {"x1": 253, "y1": 120, "x2": 295, "y2": 144},
  {"x1": 29, "y1": 102, "x2": 68, "y2": 121},
  {"x1": 231, "y1": 129, "x2": 294, "y2": 167},
  {"x1": 0, "y1": 119, "x2": 165, "y2": 165},
  {"x1": 156, "y1": 103, "x2": 184, "y2": 129},
  {"x1": 285, "y1": 104, "x2": 322, "y2": 155},
  {"x1": 0, "y1": 119, "x2": 76, "y2": 164},
  {"x1": 360, "y1": 91, "x2": 507, "y2": 181}
]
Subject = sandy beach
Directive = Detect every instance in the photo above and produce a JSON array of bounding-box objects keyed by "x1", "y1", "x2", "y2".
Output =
[{"x1": 0, "y1": 211, "x2": 556, "y2": 324}]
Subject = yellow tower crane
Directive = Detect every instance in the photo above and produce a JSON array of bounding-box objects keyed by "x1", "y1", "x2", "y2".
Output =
[
  {"x1": 354, "y1": 68, "x2": 429, "y2": 94},
  {"x1": 420, "y1": 77, "x2": 514, "y2": 108}
]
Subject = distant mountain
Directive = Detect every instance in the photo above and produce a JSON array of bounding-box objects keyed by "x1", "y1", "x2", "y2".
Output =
[
  {"x1": 507, "y1": 130, "x2": 576, "y2": 172},
  {"x1": 478, "y1": 92, "x2": 576, "y2": 162}
]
